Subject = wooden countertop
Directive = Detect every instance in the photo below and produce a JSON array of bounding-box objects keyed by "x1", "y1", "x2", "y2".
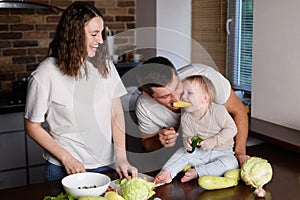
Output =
[
  {"x1": 250, "y1": 117, "x2": 300, "y2": 153},
  {"x1": 0, "y1": 142, "x2": 299, "y2": 200}
]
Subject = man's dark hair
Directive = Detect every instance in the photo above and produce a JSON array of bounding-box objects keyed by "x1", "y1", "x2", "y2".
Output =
[
  {"x1": 143, "y1": 56, "x2": 175, "y2": 67},
  {"x1": 136, "y1": 57, "x2": 177, "y2": 96}
]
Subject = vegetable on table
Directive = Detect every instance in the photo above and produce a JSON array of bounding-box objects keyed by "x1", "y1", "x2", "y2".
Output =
[
  {"x1": 118, "y1": 177, "x2": 155, "y2": 200},
  {"x1": 241, "y1": 156, "x2": 273, "y2": 197},
  {"x1": 198, "y1": 175, "x2": 238, "y2": 190},
  {"x1": 43, "y1": 192, "x2": 74, "y2": 200},
  {"x1": 104, "y1": 191, "x2": 125, "y2": 200},
  {"x1": 224, "y1": 169, "x2": 241, "y2": 182},
  {"x1": 198, "y1": 168, "x2": 241, "y2": 190}
]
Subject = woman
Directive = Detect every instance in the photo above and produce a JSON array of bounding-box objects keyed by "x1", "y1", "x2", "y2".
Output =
[{"x1": 24, "y1": 2, "x2": 137, "y2": 181}]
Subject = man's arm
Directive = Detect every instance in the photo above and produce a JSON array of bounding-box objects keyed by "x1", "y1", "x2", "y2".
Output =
[
  {"x1": 225, "y1": 89, "x2": 250, "y2": 165},
  {"x1": 141, "y1": 127, "x2": 178, "y2": 152},
  {"x1": 141, "y1": 132, "x2": 164, "y2": 152}
]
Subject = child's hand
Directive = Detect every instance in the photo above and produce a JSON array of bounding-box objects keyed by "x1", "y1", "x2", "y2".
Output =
[
  {"x1": 200, "y1": 137, "x2": 217, "y2": 151},
  {"x1": 183, "y1": 136, "x2": 193, "y2": 151}
]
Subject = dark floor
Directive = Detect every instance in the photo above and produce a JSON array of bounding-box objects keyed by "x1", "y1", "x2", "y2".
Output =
[{"x1": 246, "y1": 142, "x2": 300, "y2": 200}]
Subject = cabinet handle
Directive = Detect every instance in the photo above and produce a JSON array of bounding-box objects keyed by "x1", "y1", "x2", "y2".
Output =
[{"x1": 226, "y1": 18, "x2": 233, "y2": 35}]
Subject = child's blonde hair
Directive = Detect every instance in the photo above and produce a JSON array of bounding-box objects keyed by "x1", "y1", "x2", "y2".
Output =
[{"x1": 184, "y1": 75, "x2": 216, "y2": 103}]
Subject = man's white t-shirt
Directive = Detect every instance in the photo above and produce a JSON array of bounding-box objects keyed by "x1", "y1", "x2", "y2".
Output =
[
  {"x1": 24, "y1": 57, "x2": 127, "y2": 168},
  {"x1": 136, "y1": 64, "x2": 231, "y2": 135},
  {"x1": 136, "y1": 95, "x2": 181, "y2": 135}
]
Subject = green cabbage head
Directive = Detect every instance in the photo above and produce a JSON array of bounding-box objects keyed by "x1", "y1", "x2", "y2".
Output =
[
  {"x1": 119, "y1": 177, "x2": 155, "y2": 200},
  {"x1": 241, "y1": 157, "x2": 273, "y2": 188}
]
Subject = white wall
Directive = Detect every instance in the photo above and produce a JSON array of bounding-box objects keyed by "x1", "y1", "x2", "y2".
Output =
[
  {"x1": 252, "y1": 0, "x2": 300, "y2": 130},
  {"x1": 156, "y1": 0, "x2": 192, "y2": 69}
]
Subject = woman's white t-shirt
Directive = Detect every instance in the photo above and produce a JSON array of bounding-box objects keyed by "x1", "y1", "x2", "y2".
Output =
[{"x1": 24, "y1": 57, "x2": 127, "y2": 168}]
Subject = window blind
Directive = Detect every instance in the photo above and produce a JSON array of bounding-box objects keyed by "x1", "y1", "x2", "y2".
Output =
[
  {"x1": 240, "y1": 0, "x2": 253, "y2": 90},
  {"x1": 192, "y1": 0, "x2": 227, "y2": 75},
  {"x1": 226, "y1": 0, "x2": 254, "y2": 91}
]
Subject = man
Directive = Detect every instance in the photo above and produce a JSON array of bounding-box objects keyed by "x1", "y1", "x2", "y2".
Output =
[{"x1": 135, "y1": 56, "x2": 249, "y2": 166}]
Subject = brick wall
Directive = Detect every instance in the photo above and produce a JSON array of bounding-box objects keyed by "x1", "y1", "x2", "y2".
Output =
[{"x1": 0, "y1": 0, "x2": 136, "y2": 94}]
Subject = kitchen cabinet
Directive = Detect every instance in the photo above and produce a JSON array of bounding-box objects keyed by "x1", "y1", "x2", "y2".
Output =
[
  {"x1": 0, "y1": 131, "x2": 26, "y2": 171},
  {"x1": 0, "y1": 170, "x2": 27, "y2": 189},
  {"x1": 0, "y1": 112, "x2": 45, "y2": 189}
]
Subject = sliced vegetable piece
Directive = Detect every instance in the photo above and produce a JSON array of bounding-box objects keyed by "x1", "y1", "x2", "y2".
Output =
[
  {"x1": 182, "y1": 164, "x2": 192, "y2": 172},
  {"x1": 173, "y1": 101, "x2": 192, "y2": 108}
]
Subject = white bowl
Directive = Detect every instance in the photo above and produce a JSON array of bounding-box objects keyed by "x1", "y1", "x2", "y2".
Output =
[{"x1": 61, "y1": 172, "x2": 111, "y2": 198}]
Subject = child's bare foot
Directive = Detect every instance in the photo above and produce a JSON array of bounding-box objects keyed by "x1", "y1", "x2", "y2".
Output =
[
  {"x1": 181, "y1": 169, "x2": 198, "y2": 183},
  {"x1": 153, "y1": 169, "x2": 172, "y2": 184}
]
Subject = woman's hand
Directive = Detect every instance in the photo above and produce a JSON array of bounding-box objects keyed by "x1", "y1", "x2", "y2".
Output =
[
  {"x1": 115, "y1": 158, "x2": 138, "y2": 179},
  {"x1": 61, "y1": 154, "x2": 86, "y2": 174},
  {"x1": 158, "y1": 127, "x2": 178, "y2": 147}
]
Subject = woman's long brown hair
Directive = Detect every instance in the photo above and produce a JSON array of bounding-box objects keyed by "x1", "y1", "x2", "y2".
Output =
[{"x1": 49, "y1": 2, "x2": 110, "y2": 78}]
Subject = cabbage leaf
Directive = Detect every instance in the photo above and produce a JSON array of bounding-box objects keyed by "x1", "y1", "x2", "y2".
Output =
[{"x1": 119, "y1": 177, "x2": 155, "y2": 200}]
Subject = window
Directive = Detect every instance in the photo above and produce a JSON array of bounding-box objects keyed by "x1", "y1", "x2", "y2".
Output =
[{"x1": 226, "y1": 0, "x2": 254, "y2": 92}]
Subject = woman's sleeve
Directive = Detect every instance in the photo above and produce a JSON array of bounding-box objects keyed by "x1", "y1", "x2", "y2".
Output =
[
  {"x1": 24, "y1": 75, "x2": 48, "y2": 123},
  {"x1": 109, "y1": 61, "x2": 127, "y2": 99}
]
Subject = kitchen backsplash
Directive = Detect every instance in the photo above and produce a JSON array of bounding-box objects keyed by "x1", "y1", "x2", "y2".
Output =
[{"x1": 0, "y1": 0, "x2": 136, "y2": 94}]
